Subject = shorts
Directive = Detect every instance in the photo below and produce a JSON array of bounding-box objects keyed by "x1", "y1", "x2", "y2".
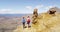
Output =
[
  {"x1": 23, "y1": 22, "x2": 25, "y2": 25},
  {"x1": 27, "y1": 21, "x2": 30, "y2": 24}
]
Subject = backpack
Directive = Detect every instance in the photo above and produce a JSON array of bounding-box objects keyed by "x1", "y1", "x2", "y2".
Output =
[{"x1": 27, "y1": 18, "x2": 30, "y2": 22}]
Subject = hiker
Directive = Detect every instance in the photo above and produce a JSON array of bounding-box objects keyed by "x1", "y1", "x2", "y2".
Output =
[
  {"x1": 22, "y1": 17, "x2": 26, "y2": 28},
  {"x1": 27, "y1": 16, "x2": 31, "y2": 28}
]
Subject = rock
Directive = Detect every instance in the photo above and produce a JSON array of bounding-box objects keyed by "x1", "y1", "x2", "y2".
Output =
[
  {"x1": 47, "y1": 8, "x2": 56, "y2": 15},
  {"x1": 33, "y1": 8, "x2": 38, "y2": 17},
  {"x1": 32, "y1": 8, "x2": 38, "y2": 24}
]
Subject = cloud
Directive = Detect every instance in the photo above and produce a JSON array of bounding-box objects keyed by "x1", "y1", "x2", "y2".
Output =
[
  {"x1": 0, "y1": 9, "x2": 32, "y2": 14},
  {"x1": 40, "y1": 5, "x2": 57, "y2": 13},
  {"x1": 0, "y1": 9, "x2": 11, "y2": 14},
  {"x1": 25, "y1": 6, "x2": 32, "y2": 10},
  {"x1": 0, "y1": 9, "x2": 11, "y2": 12},
  {"x1": 25, "y1": 4, "x2": 44, "y2": 10},
  {"x1": 0, "y1": 9, "x2": 21, "y2": 14},
  {"x1": 25, "y1": 5, "x2": 44, "y2": 13},
  {"x1": 35, "y1": 5, "x2": 44, "y2": 9},
  {"x1": 0, "y1": 5, "x2": 57, "y2": 14},
  {"x1": 45, "y1": 6, "x2": 56, "y2": 10}
]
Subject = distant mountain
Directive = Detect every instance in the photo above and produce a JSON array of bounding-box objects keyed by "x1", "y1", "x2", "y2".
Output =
[{"x1": 0, "y1": 14, "x2": 26, "y2": 18}]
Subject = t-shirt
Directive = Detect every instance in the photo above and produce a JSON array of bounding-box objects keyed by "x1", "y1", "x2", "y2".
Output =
[
  {"x1": 27, "y1": 18, "x2": 30, "y2": 22},
  {"x1": 22, "y1": 18, "x2": 26, "y2": 22}
]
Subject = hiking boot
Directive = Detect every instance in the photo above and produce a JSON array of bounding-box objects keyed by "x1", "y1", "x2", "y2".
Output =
[
  {"x1": 24, "y1": 26, "x2": 27, "y2": 28},
  {"x1": 28, "y1": 26, "x2": 31, "y2": 28}
]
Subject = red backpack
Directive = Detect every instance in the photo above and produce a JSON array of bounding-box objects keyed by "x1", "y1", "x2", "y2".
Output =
[{"x1": 27, "y1": 18, "x2": 30, "y2": 22}]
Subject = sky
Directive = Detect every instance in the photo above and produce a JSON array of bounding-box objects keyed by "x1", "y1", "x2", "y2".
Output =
[{"x1": 0, "y1": 0, "x2": 60, "y2": 14}]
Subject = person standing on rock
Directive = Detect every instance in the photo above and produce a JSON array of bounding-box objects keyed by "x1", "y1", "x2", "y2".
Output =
[
  {"x1": 22, "y1": 17, "x2": 26, "y2": 28},
  {"x1": 27, "y1": 16, "x2": 31, "y2": 28}
]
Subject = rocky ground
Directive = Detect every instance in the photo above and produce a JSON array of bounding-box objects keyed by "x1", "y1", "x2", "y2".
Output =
[{"x1": 13, "y1": 13, "x2": 60, "y2": 32}]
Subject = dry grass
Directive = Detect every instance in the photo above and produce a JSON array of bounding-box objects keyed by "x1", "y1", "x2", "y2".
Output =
[{"x1": 13, "y1": 13, "x2": 60, "y2": 32}]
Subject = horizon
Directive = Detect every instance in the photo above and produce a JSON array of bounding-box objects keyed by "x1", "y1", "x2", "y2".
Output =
[{"x1": 0, "y1": 0, "x2": 60, "y2": 14}]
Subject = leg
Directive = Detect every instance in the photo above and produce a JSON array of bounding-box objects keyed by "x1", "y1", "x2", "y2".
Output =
[
  {"x1": 28, "y1": 22, "x2": 31, "y2": 28},
  {"x1": 23, "y1": 22, "x2": 25, "y2": 28},
  {"x1": 23, "y1": 22, "x2": 26, "y2": 28}
]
